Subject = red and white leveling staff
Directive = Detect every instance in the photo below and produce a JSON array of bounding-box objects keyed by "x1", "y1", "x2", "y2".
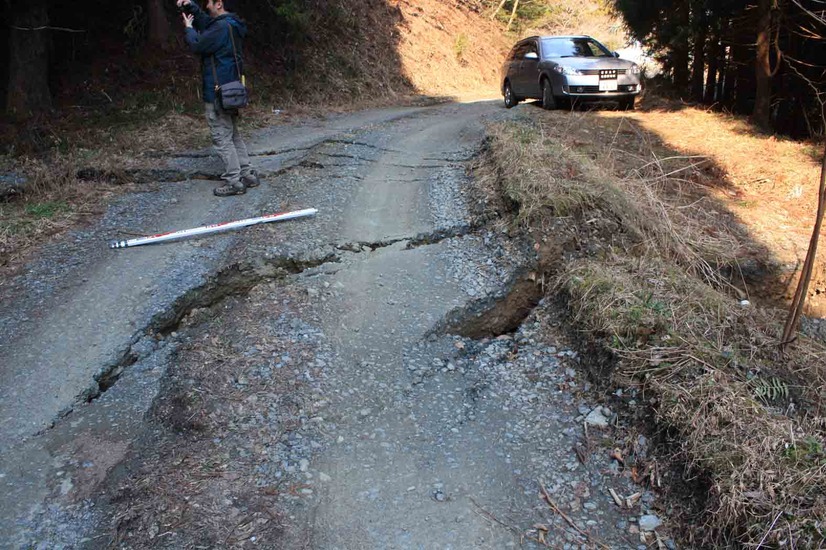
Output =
[{"x1": 109, "y1": 208, "x2": 318, "y2": 249}]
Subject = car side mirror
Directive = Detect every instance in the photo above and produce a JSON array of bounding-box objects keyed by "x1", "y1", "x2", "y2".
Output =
[
  {"x1": 524, "y1": 52, "x2": 539, "y2": 60},
  {"x1": 613, "y1": 51, "x2": 620, "y2": 58}
]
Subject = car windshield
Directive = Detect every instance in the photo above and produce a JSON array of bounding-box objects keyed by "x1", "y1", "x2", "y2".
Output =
[{"x1": 541, "y1": 37, "x2": 613, "y2": 59}]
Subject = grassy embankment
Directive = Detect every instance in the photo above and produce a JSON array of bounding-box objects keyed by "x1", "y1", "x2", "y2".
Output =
[{"x1": 478, "y1": 104, "x2": 826, "y2": 547}]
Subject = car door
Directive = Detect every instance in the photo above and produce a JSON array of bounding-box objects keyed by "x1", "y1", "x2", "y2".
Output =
[
  {"x1": 508, "y1": 43, "x2": 529, "y2": 96},
  {"x1": 518, "y1": 40, "x2": 541, "y2": 98},
  {"x1": 503, "y1": 45, "x2": 521, "y2": 92}
]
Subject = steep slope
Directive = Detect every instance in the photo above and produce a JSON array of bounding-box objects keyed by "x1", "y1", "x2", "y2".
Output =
[
  {"x1": 266, "y1": 0, "x2": 511, "y2": 102},
  {"x1": 394, "y1": 0, "x2": 510, "y2": 96}
]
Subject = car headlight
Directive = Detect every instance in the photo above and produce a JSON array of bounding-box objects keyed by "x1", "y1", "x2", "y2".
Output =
[
  {"x1": 630, "y1": 64, "x2": 641, "y2": 75},
  {"x1": 553, "y1": 65, "x2": 581, "y2": 76}
]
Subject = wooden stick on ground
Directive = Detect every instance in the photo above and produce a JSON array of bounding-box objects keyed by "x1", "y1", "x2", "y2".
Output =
[{"x1": 539, "y1": 482, "x2": 611, "y2": 550}]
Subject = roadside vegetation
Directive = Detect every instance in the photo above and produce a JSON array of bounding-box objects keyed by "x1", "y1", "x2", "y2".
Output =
[{"x1": 477, "y1": 103, "x2": 826, "y2": 546}]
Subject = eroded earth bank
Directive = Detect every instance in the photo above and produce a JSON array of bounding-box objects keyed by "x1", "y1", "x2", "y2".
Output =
[{"x1": 1, "y1": 101, "x2": 668, "y2": 549}]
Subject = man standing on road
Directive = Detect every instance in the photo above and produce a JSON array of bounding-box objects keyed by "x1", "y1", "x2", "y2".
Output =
[{"x1": 178, "y1": 0, "x2": 261, "y2": 197}]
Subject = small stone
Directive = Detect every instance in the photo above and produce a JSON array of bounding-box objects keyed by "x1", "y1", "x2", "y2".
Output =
[
  {"x1": 433, "y1": 489, "x2": 446, "y2": 502},
  {"x1": 639, "y1": 514, "x2": 662, "y2": 531},
  {"x1": 585, "y1": 408, "x2": 609, "y2": 428},
  {"x1": 319, "y1": 472, "x2": 332, "y2": 482}
]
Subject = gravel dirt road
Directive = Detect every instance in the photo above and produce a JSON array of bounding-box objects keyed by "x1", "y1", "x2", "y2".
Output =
[{"x1": 0, "y1": 101, "x2": 662, "y2": 549}]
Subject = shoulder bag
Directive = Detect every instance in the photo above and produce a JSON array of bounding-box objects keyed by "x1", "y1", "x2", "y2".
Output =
[{"x1": 211, "y1": 21, "x2": 248, "y2": 111}]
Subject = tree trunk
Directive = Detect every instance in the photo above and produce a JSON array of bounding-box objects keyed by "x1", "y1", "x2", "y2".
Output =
[
  {"x1": 691, "y1": 22, "x2": 707, "y2": 102},
  {"x1": 716, "y1": 44, "x2": 728, "y2": 104},
  {"x1": 733, "y1": 35, "x2": 754, "y2": 113},
  {"x1": 673, "y1": 45, "x2": 690, "y2": 92},
  {"x1": 147, "y1": 0, "x2": 171, "y2": 47},
  {"x1": 753, "y1": 0, "x2": 773, "y2": 131},
  {"x1": 506, "y1": 0, "x2": 519, "y2": 31},
  {"x1": 672, "y1": 1, "x2": 691, "y2": 91},
  {"x1": 720, "y1": 18, "x2": 736, "y2": 106},
  {"x1": 704, "y1": 30, "x2": 720, "y2": 104},
  {"x1": 6, "y1": 0, "x2": 51, "y2": 116}
]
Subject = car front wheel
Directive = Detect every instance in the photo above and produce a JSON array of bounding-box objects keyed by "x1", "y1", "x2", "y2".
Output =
[
  {"x1": 504, "y1": 82, "x2": 518, "y2": 109},
  {"x1": 541, "y1": 79, "x2": 556, "y2": 110}
]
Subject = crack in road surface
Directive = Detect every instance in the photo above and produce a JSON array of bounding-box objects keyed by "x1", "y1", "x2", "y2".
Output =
[{"x1": 86, "y1": 219, "x2": 478, "y2": 407}]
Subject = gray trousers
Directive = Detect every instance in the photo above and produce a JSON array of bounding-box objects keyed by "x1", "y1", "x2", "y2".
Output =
[{"x1": 204, "y1": 102, "x2": 252, "y2": 185}]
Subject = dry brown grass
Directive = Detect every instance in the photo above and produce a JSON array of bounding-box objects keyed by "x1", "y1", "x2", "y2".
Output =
[
  {"x1": 595, "y1": 105, "x2": 826, "y2": 308},
  {"x1": 484, "y1": 120, "x2": 750, "y2": 287},
  {"x1": 0, "y1": 153, "x2": 114, "y2": 271},
  {"x1": 0, "y1": 111, "x2": 210, "y2": 273},
  {"x1": 480, "y1": 115, "x2": 826, "y2": 547}
]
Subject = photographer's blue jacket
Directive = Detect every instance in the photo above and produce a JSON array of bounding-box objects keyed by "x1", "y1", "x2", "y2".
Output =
[{"x1": 184, "y1": 2, "x2": 246, "y2": 104}]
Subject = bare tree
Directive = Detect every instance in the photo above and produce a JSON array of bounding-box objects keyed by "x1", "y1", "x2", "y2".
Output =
[
  {"x1": 490, "y1": 0, "x2": 507, "y2": 20},
  {"x1": 147, "y1": 0, "x2": 171, "y2": 47},
  {"x1": 6, "y1": 0, "x2": 52, "y2": 116},
  {"x1": 753, "y1": 0, "x2": 782, "y2": 131},
  {"x1": 507, "y1": 0, "x2": 520, "y2": 31}
]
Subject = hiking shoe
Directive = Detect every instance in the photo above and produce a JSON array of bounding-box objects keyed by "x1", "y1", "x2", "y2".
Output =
[
  {"x1": 241, "y1": 171, "x2": 261, "y2": 188},
  {"x1": 213, "y1": 182, "x2": 246, "y2": 197}
]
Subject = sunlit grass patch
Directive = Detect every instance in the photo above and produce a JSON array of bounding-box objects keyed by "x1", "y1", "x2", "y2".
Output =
[{"x1": 25, "y1": 201, "x2": 70, "y2": 219}]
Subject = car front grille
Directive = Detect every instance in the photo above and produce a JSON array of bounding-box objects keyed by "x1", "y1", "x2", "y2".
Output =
[
  {"x1": 580, "y1": 69, "x2": 628, "y2": 75},
  {"x1": 565, "y1": 85, "x2": 638, "y2": 94}
]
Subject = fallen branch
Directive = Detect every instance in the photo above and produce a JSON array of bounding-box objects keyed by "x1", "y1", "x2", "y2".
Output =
[{"x1": 539, "y1": 482, "x2": 610, "y2": 549}]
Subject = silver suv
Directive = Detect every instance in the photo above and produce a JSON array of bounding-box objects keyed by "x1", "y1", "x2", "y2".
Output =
[{"x1": 501, "y1": 35, "x2": 642, "y2": 110}]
